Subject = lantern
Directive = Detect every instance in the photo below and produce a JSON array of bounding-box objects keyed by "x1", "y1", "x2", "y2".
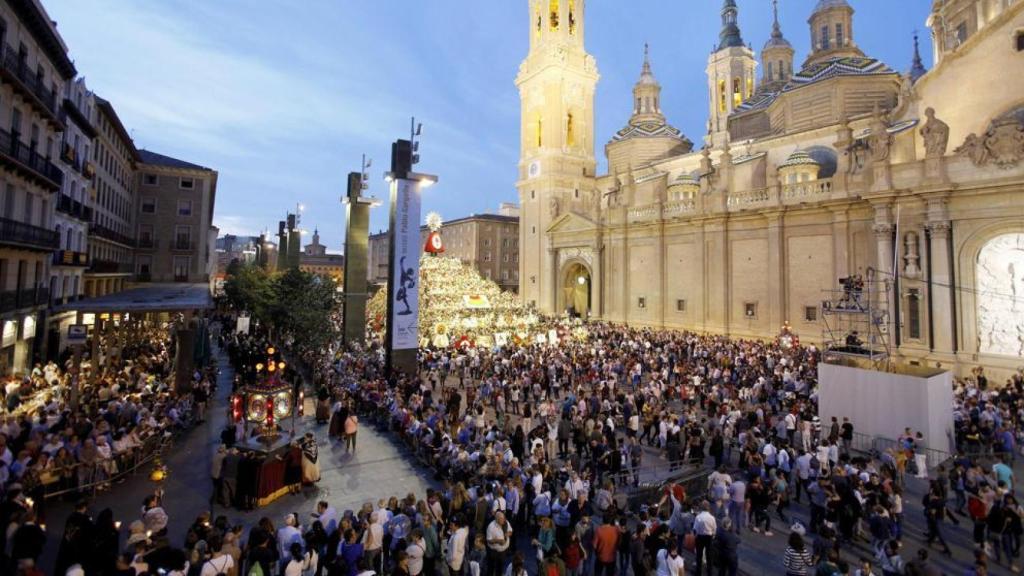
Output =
[
  {"x1": 298, "y1": 389, "x2": 305, "y2": 416},
  {"x1": 231, "y1": 395, "x2": 243, "y2": 423},
  {"x1": 266, "y1": 397, "x2": 275, "y2": 428}
]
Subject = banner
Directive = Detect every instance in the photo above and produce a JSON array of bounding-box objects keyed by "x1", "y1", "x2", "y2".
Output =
[{"x1": 388, "y1": 178, "x2": 422, "y2": 351}]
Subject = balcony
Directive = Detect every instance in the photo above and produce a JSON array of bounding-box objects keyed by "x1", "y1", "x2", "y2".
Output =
[
  {"x1": 0, "y1": 287, "x2": 50, "y2": 314},
  {"x1": 137, "y1": 237, "x2": 158, "y2": 250},
  {"x1": 88, "y1": 259, "x2": 133, "y2": 274},
  {"x1": 59, "y1": 98, "x2": 97, "y2": 138},
  {"x1": 56, "y1": 194, "x2": 92, "y2": 222},
  {"x1": 172, "y1": 238, "x2": 196, "y2": 251},
  {"x1": 0, "y1": 127, "x2": 63, "y2": 191},
  {"x1": 89, "y1": 223, "x2": 135, "y2": 248},
  {"x1": 52, "y1": 249, "x2": 89, "y2": 267},
  {"x1": 135, "y1": 271, "x2": 152, "y2": 282},
  {"x1": 0, "y1": 44, "x2": 62, "y2": 128},
  {"x1": 0, "y1": 216, "x2": 58, "y2": 251}
]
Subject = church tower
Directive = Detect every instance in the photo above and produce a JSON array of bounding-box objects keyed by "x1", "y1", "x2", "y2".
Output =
[
  {"x1": 804, "y1": 0, "x2": 863, "y2": 67},
  {"x1": 706, "y1": 0, "x2": 757, "y2": 148},
  {"x1": 761, "y1": 0, "x2": 794, "y2": 91},
  {"x1": 516, "y1": 0, "x2": 599, "y2": 311}
]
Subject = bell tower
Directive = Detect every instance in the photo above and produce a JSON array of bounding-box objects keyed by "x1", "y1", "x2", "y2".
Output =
[
  {"x1": 705, "y1": 0, "x2": 757, "y2": 148},
  {"x1": 516, "y1": 0, "x2": 599, "y2": 311}
]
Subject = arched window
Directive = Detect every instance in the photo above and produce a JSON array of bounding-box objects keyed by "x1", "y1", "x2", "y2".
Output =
[
  {"x1": 779, "y1": 60, "x2": 786, "y2": 80},
  {"x1": 835, "y1": 23, "x2": 845, "y2": 47},
  {"x1": 766, "y1": 63, "x2": 774, "y2": 82},
  {"x1": 1017, "y1": 31, "x2": 1024, "y2": 52},
  {"x1": 66, "y1": 228, "x2": 73, "y2": 250},
  {"x1": 536, "y1": 115, "x2": 543, "y2": 148},
  {"x1": 566, "y1": 112, "x2": 575, "y2": 147},
  {"x1": 549, "y1": 0, "x2": 559, "y2": 29},
  {"x1": 732, "y1": 77, "x2": 742, "y2": 108},
  {"x1": 568, "y1": 0, "x2": 576, "y2": 35},
  {"x1": 718, "y1": 80, "x2": 727, "y2": 113},
  {"x1": 821, "y1": 25, "x2": 830, "y2": 49},
  {"x1": 747, "y1": 74, "x2": 754, "y2": 98}
]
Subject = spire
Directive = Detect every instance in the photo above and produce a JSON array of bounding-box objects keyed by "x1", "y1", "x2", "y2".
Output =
[
  {"x1": 717, "y1": 0, "x2": 744, "y2": 51},
  {"x1": 764, "y1": 0, "x2": 791, "y2": 49},
  {"x1": 638, "y1": 43, "x2": 656, "y2": 85},
  {"x1": 909, "y1": 30, "x2": 927, "y2": 83}
]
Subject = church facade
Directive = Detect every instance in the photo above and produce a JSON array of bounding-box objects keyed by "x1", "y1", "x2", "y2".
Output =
[{"x1": 517, "y1": 0, "x2": 1024, "y2": 379}]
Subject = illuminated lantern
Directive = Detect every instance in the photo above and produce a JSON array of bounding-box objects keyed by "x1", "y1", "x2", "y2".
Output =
[
  {"x1": 266, "y1": 397, "x2": 275, "y2": 428},
  {"x1": 231, "y1": 395, "x2": 243, "y2": 423},
  {"x1": 273, "y1": 391, "x2": 291, "y2": 420},
  {"x1": 298, "y1": 390, "x2": 305, "y2": 416}
]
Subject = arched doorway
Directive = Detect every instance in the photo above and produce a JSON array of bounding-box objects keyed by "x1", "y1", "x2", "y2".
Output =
[
  {"x1": 562, "y1": 262, "x2": 591, "y2": 317},
  {"x1": 976, "y1": 232, "x2": 1024, "y2": 357}
]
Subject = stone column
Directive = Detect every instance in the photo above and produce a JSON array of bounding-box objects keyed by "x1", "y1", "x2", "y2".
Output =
[
  {"x1": 548, "y1": 247, "x2": 559, "y2": 314},
  {"x1": 926, "y1": 220, "x2": 956, "y2": 356},
  {"x1": 873, "y1": 222, "x2": 896, "y2": 340},
  {"x1": 766, "y1": 213, "x2": 785, "y2": 331}
]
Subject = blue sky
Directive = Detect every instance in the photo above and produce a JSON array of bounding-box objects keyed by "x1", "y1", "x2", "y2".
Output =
[{"x1": 45, "y1": 0, "x2": 932, "y2": 252}]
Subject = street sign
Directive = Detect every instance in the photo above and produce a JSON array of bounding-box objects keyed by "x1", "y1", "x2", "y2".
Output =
[{"x1": 67, "y1": 324, "x2": 87, "y2": 345}]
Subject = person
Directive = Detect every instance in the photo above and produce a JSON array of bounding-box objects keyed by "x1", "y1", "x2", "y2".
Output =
[
  {"x1": 504, "y1": 552, "x2": 528, "y2": 576},
  {"x1": 922, "y1": 485, "x2": 952, "y2": 557},
  {"x1": 339, "y1": 528, "x2": 365, "y2": 576},
  {"x1": 9, "y1": 510, "x2": 45, "y2": 568},
  {"x1": 446, "y1": 516, "x2": 469, "y2": 576},
  {"x1": 712, "y1": 516, "x2": 739, "y2": 576},
  {"x1": 692, "y1": 501, "x2": 717, "y2": 576},
  {"x1": 56, "y1": 499, "x2": 94, "y2": 576},
  {"x1": 406, "y1": 528, "x2": 425, "y2": 576},
  {"x1": 592, "y1": 515, "x2": 619, "y2": 576},
  {"x1": 655, "y1": 541, "x2": 684, "y2": 576},
  {"x1": 200, "y1": 537, "x2": 235, "y2": 576},
  {"x1": 278, "y1": 514, "x2": 303, "y2": 571},
  {"x1": 877, "y1": 540, "x2": 905, "y2": 576},
  {"x1": 300, "y1": 433, "x2": 321, "y2": 485},
  {"x1": 902, "y1": 549, "x2": 941, "y2": 576},
  {"x1": 344, "y1": 411, "x2": 359, "y2": 454},
  {"x1": 485, "y1": 511, "x2": 512, "y2": 576},
  {"x1": 782, "y1": 532, "x2": 814, "y2": 576}
]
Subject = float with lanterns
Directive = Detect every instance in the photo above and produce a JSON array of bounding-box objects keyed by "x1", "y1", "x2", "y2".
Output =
[{"x1": 226, "y1": 345, "x2": 308, "y2": 509}]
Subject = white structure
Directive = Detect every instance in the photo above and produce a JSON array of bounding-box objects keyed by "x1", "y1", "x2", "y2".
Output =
[{"x1": 819, "y1": 361, "x2": 955, "y2": 467}]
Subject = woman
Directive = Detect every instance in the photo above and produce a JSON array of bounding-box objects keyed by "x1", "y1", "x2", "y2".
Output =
[
  {"x1": 91, "y1": 508, "x2": 121, "y2": 575},
  {"x1": 532, "y1": 517, "x2": 555, "y2": 561},
  {"x1": 301, "y1": 433, "x2": 321, "y2": 485},
  {"x1": 782, "y1": 532, "x2": 813, "y2": 576},
  {"x1": 504, "y1": 551, "x2": 528, "y2": 576},
  {"x1": 284, "y1": 542, "x2": 316, "y2": 576}
]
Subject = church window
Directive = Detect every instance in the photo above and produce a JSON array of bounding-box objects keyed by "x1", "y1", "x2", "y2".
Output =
[
  {"x1": 676, "y1": 299, "x2": 686, "y2": 312},
  {"x1": 747, "y1": 75, "x2": 754, "y2": 98},
  {"x1": 568, "y1": 0, "x2": 576, "y2": 35},
  {"x1": 1016, "y1": 32, "x2": 1024, "y2": 51},
  {"x1": 718, "y1": 80, "x2": 727, "y2": 113},
  {"x1": 955, "y1": 21, "x2": 968, "y2": 45},
  {"x1": 574, "y1": 188, "x2": 579, "y2": 198},
  {"x1": 835, "y1": 23, "x2": 844, "y2": 47},
  {"x1": 779, "y1": 59, "x2": 786, "y2": 79},
  {"x1": 820, "y1": 25, "x2": 830, "y2": 49},
  {"x1": 550, "y1": 0, "x2": 559, "y2": 30},
  {"x1": 804, "y1": 306, "x2": 818, "y2": 322},
  {"x1": 566, "y1": 112, "x2": 575, "y2": 147},
  {"x1": 907, "y1": 289, "x2": 921, "y2": 339},
  {"x1": 536, "y1": 115, "x2": 543, "y2": 148},
  {"x1": 536, "y1": 9, "x2": 542, "y2": 37},
  {"x1": 638, "y1": 297, "x2": 646, "y2": 309},
  {"x1": 531, "y1": 190, "x2": 535, "y2": 199},
  {"x1": 766, "y1": 63, "x2": 773, "y2": 82},
  {"x1": 732, "y1": 78, "x2": 742, "y2": 108},
  {"x1": 744, "y1": 302, "x2": 758, "y2": 318},
  {"x1": 654, "y1": 97, "x2": 658, "y2": 111},
  {"x1": 636, "y1": 97, "x2": 641, "y2": 113}
]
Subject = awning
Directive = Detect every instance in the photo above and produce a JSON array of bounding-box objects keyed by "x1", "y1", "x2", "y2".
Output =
[{"x1": 54, "y1": 283, "x2": 213, "y2": 314}]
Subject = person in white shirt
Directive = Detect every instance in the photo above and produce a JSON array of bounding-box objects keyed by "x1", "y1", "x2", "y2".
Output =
[
  {"x1": 692, "y1": 502, "x2": 718, "y2": 576},
  {"x1": 486, "y1": 512, "x2": 512, "y2": 576},
  {"x1": 655, "y1": 543, "x2": 685, "y2": 576},
  {"x1": 199, "y1": 542, "x2": 235, "y2": 576},
  {"x1": 406, "y1": 529, "x2": 426, "y2": 576},
  {"x1": 277, "y1": 514, "x2": 303, "y2": 571},
  {"x1": 446, "y1": 519, "x2": 469, "y2": 575}
]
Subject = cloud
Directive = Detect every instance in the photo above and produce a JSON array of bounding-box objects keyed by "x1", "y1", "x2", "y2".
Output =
[{"x1": 213, "y1": 214, "x2": 266, "y2": 238}]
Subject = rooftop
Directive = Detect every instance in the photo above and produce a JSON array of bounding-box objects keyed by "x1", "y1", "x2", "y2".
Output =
[
  {"x1": 137, "y1": 149, "x2": 213, "y2": 172},
  {"x1": 55, "y1": 283, "x2": 213, "y2": 313}
]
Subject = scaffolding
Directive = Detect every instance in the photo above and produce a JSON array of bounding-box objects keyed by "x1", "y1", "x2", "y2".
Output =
[{"x1": 821, "y1": 267, "x2": 893, "y2": 370}]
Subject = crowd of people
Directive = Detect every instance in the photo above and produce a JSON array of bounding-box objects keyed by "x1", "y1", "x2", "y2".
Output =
[
  {"x1": 0, "y1": 320, "x2": 218, "y2": 575},
  {"x1": 11, "y1": 311, "x2": 1024, "y2": 576}
]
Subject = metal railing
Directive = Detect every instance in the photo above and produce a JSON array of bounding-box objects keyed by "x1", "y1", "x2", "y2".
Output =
[
  {"x1": 52, "y1": 249, "x2": 89, "y2": 267},
  {"x1": 172, "y1": 239, "x2": 196, "y2": 251},
  {"x1": 0, "y1": 215, "x2": 59, "y2": 250},
  {"x1": 56, "y1": 194, "x2": 93, "y2": 221},
  {"x1": 89, "y1": 259, "x2": 134, "y2": 274},
  {"x1": 849, "y1": 431, "x2": 952, "y2": 469},
  {"x1": 35, "y1": 432, "x2": 175, "y2": 501},
  {"x1": 0, "y1": 43, "x2": 60, "y2": 121},
  {"x1": 89, "y1": 223, "x2": 136, "y2": 247},
  {"x1": 0, "y1": 287, "x2": 50, "y2": 313},
  {"x1": 0, "y1": 127, "x2": 63, "y2": 189}
]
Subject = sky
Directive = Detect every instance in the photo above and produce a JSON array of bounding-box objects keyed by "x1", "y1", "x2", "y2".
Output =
[{"x1": 44, "y1": 0, "x2": 933, "y2": 252}]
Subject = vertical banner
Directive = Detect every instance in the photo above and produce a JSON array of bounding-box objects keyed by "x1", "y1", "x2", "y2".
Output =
[{"x1": 388, "y1": 178, "x2": 422, "y2": 350}]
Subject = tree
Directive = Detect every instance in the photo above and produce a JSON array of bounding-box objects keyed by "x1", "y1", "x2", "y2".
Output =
[
  {"x1": 223, "y1": 262, "x2": 274, "y2": 320},
  {"x1": 270, "y1": 269, "x2": 340, "y2": 350}
]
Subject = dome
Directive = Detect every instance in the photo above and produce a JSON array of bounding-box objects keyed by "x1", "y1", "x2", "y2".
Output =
[
  {"x1": 763, "y1": 34, "x2": 792, "y2": 51},
  {"x1": 780, "y1": 149, "x2": 821, "y2": 168},
  {"x1": 674, "y1": 172, "x2": 699, "y2": 184}
]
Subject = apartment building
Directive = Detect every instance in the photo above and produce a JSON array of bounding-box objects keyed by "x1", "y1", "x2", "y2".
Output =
[
  {"x1": 134, "y1": 149, "x2": 217, "y2": 283},
  {"x1": 368, "y1": 212, "x2": 519, "y2": 292},
  {"x1": 0, "y1": 0, "x2": 76, "y2": 374},
  {"x1": 51, "y1": 76, "x2": 93, "y2": 306},
  {"x1": 300, "y1": 229, "x2": 344, "y2": 284},
  {"x1": 86, "y1": 96, "x2": 137, "y2": 297}
]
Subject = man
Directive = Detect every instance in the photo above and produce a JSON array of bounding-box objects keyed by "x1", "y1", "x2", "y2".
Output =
[
  {"x1": 485, "y1": 511, "x2": 512, "y2": 576},
  {"x1": 592, "y1": 514, "x2": 620, "y2": 576},
  {"x1": 314, "y1": 500, "x2": 339, "y2": 536},
  {"x1": 446, "y1": 516, "x2": 469, "y2": 576},
  {"x1": 211, "y1": 445, "x2": 226, "y2": 507},
  {"x1": 655, "y1": 541, "x2": 684, "y2": 576},
  {"x1": 840, "y1": 418, "x2": 854, "y2": 456},
  {"x1": 692, "y1": 501, "x2": 717, "y2": 576},
  {"x1": 714, "y1": 517, "x2": 740, "y2": 576},
  {"x1": 992, "y1": 455, "x2": 1014, "y2": 492},
  {"x1": 10, "y1": 510, "x2": 46, "y2": 567}
]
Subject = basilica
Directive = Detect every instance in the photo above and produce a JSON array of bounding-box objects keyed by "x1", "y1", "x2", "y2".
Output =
[{"x1": 515, "y1": 0, "x2": 1024, "y2": 378}]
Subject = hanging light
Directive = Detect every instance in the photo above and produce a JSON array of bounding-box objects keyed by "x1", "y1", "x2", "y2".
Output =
[{"x1": 577, "y1": 276, "x2": 586, "y2": 285}]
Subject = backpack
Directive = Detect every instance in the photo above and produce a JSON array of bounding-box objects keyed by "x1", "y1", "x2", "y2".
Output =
[{"x1": 248, "y1": 561, "x2": 264, "y2": 576}]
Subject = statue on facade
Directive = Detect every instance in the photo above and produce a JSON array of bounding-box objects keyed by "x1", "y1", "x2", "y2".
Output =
[
  {"x1": 867, "y1": 106, "x2": 892, "y2": 163},
  {"x1": 956, "y1": 114, "x2": 1024, "y2": 169},
  {"x1": 548, "y1": 196, "x2": 561, "y2": 218},
  {"x1": 920, "y1": 107, "x2": 950, "y2": 158}
]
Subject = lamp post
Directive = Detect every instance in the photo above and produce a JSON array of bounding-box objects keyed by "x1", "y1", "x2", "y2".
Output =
[{"x1": 384, "y1": 118, "x2": 438, "y2": 376}]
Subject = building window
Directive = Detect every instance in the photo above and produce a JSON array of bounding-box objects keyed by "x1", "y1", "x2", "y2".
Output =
[
  {"x1": 907, "y1": 289, "x2": 921, "y2": 339},
  {"x1": 676, "y1": 299, "x2": 686, "y2": 312},
  {"x1": 137, "y1": 255, "x2": 152, "y2": 275},
  {"x1": 1017, "y1": 32, "x2": 1024, "y2": 52},
  {"x1": 744, "y1": 302, "x2": 758, "y2": 319},
  {"x1": 532, "y1": 226, "x2": 536, "y2": 234},
  {"x1": 484, "y1": 252, "x2": 492, "y2": 262},
  {"x1": 835, "y1": 23, "x2": 844, "y2": 47},
  {"x1": 955, "y1": 21, "x2": 968, "y2": 45},
  {"x1": 804, "y1": 306, "x2": 818, "y2": 322},
  {"x1": 141, "y1": 198, "x2": 156, "y2": 214},
  {"x1": 179, "y1": 177, "x2": 195, "y2": 190},
  {"x1": 173, "y1": 256, "x2": 190, "y2": 281},
  {"x1": 174, "y1": 226, "x2": 192, "y2": 249},
  {"x1": 718, "y1": 80, "x2": 727, "y2": 113},
  {"x1": 177, "y1": 200, "x2": 193, "y2": 216},
  {"x1": 732, "y1": 77, "x2": 742, "y2": 108},
  {"x1": 638, "y1": 297, "x2": 646, "y2": 309},
  {"x1": 143, "y1": 174, "x2": 158, "y2": 186},
  {"x1": 820, "y1": 25, "x2": 830, "y2": 49}
]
